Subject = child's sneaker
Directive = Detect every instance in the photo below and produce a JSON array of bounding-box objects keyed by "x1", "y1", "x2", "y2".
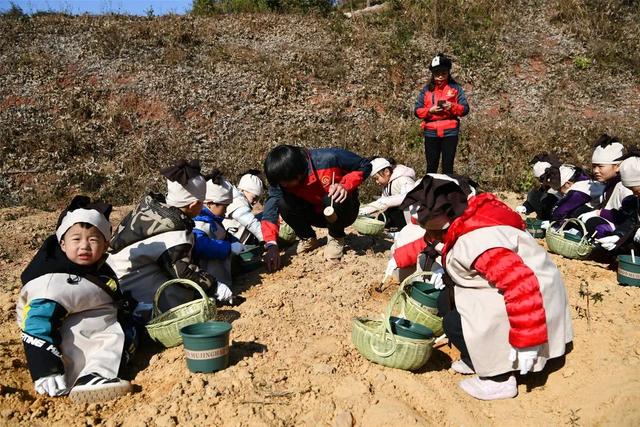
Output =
[
  {"x1": 296, "y1": 237, "x2": 320, "y2": 254},
  {"x1": 458, "y1": 375, "x2": 517, "y2": 401},
  {"x1": 69, "y1": 373, "x2": 132, "y2": 403},
  {"x1": 451, "y1": 360, "x2": 475, "y2": 375}
]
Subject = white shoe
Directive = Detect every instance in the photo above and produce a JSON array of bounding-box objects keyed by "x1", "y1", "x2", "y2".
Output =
[
  {"x1": 459, "y1": 375, "x2": 517, "y2": 401},
  {"x1": 451, "y1": 360, "x2": 475, "y2": 375},
  {"x1": 69, "y1": 374, "x2": 132, "y2": 403}
]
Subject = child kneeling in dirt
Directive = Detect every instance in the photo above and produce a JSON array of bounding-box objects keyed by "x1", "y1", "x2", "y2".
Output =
[
  {"x1": 193, "y1": 171, "x2": 245, "y2": 303},
  {"x1": 359, "y1": 157, "x2": 416, "y2": 231},
  {"x1": 17, "y1": 196, "x2": 136, "y2": 402},
  {"x1": 401, "y1": 176, "x2": 574, "y2": 401},
  {"x1": 222, "y1": 170, "x2": 264, "y2": 245},
  {"x1": 107, "y1": 160, "x2": 231, "y2": 319},
  {"x1": 261, "y1": 145, "x2": 371, "y2": 270}
]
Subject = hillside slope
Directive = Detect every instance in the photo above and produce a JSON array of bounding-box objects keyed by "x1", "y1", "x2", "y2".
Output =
[{"x1": 1, "y1": 1, "x2": 639, "y2": 208}]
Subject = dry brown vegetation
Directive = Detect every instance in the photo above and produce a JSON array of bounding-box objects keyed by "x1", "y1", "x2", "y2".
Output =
[{"x1": 0, "y1": 0, "x2": 639, "y2": 209}]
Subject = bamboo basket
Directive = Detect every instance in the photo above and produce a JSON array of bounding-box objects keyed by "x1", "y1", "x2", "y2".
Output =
[
  {"x1": 352, "y1": 280, "x2": 434, "y2": 371},
  {"x1": 146, "y1": 279, "x2": 217, "y2": 348},
  {"x1": 545, "y1": 219, "x2": 595, "y2": 260},
  {"x1": 395, "y1": 271, "x2": 444, "y2": 336},
  {"x1": 353, "y1": 212, "x2": 386, "y2": 236},
  {"x1": 278, "y1": 221, "x2": 297, "y2": 243}
]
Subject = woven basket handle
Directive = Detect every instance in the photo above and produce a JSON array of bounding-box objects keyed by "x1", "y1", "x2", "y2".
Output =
[
  {"x1": 556, "y1": 218, "x2": 587, "y2": 236},
  {"x1": 370, "y1": 289, "x2": 400, "y2": 357},
  {"x1": 151, "y1": 279, "x2": 211, "y2": 318},
  {"x1": 375, "y1": 211, "x2": 387, "y2": 224},
  {"x1": 370, "y1": 270, "x2": 434, "y2": 357}
]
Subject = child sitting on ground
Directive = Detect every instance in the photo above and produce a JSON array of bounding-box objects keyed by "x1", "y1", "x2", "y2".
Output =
[
  {"x1": 576, "y1": 135, "x2": 632, "y2": 250},
  {"x1": 193, "y1": 171, "x2": 245, "y2": 303},
  {"x1": 592, "y1": 150, "x2": 640, "y2": 252},
  {"x1": 515, "y1": 153, "x2": 561, "y2": 220},
  {"x1": 17, "y1": 196, "x2": 134, "y2": 403},
  {"x1": 107, "y1": 160, "x2": 231, "y2": 318},
  {"x1": 401, "y1": 176, "x2": 573, "y2": 401},
  {"x1": 359, "y1": 157, "x2": 416, "y2": 230},
  {"x1": 545, "y1": 163, "x2": 604, "y2": 224},
  {"x1": 222, "y1": 170, "x2": 264, "y2": 245}
]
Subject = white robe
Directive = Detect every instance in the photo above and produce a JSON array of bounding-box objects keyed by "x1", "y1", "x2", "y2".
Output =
[{"x1": 445, "y1": 226, "x2": 573, "y2": 377}]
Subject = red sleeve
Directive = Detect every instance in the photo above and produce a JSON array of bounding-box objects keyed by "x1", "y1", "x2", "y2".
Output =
[
  {"x1": 393, "y1": 238, "x2": 427, "y2": 268},
  {"x1": 473, "y1": 247, "x2": 548, "y2": 348},
  {"x1": 261, "y1": 220, "x2": 279, "y2": 244},
  {"x1": 415, "y1": 107, "x2": 431, "y2": 119},
  {"x1": 449, "y1": 102, "x2": 465, "y2": 116},
  {"x1": 340, "y1": 171, "x2": 365, "y2": 193}
]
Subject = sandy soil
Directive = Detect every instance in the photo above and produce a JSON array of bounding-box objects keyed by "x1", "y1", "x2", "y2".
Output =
[{"x1": 0, "y1": 194, "x2": 639, "y2": 426}]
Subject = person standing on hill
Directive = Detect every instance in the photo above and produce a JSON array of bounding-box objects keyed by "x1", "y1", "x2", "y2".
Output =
[{"x1": 415, "y1": 53, "x2": 469, "y2": 174}]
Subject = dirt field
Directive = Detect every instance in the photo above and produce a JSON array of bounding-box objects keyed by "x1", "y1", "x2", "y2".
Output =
[{"x1": 0, "y1": 194, "x2": 639, "y2": 426}]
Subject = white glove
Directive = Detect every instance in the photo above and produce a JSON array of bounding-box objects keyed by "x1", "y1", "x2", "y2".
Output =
[
  {"x1": 382, "y1": 258, "x2": 397, "y2": 282},
  {"x1": 508, "y1": 345, "x2": 540, "y2": 375},
  {"x1": 429, "y1": 267, "x2": 445, "y2": 290},
  {"x1": 35, "y1": 374, "x2": 67, "y2": 396},
  {"x1": 578, "y1": 210, "x2": 600, "y2": 223},
  {"x1": 230, "y1": 242, "x2": 245, "y2": 255},
  {"x1": 634, "y1": 229, "x2": 640, "y2": 244},
  {"x1": 215, "y1": 283, "x2": 233, "y2": 303},
  {"x1": 515, "y1": 205, "x2": 527, "y2": 214},
  {"x1": 596, "y1": 235, "x2": 620, "y2": 251},
  {"x1": 540, "y1": 220, "x2": 551, "y2": 230}
]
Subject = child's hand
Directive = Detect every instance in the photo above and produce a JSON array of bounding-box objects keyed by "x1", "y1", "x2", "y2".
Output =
[
  {"x1": 429, "y1": 105, "x2": 443, "y2": 114},
  {"x1": 328, "y1": 183, "x2": 348, "y2": 203},
  {"x1": 215, "y1": 283, "x2": 233, "y2": 303},
  {"x1": 264, "y1": 244, "x2": 281, "y2": 273},
  {"x1": 35, "y1": 374, "x2": 67, "y2": 396},
  {"x1": 230, "y1": 242, "x2": 245, "y2": 255}
]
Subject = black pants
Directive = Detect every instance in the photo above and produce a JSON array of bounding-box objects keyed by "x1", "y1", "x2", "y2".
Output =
[
  {"x1": 384, "y1": 207, "x2": 407, "y2": 231},
  {"x1": 437, "y1": 287, "x2": 512, "y2": 381},
  {"x1": 278, "y1": 191, "x2": 360, "y2": 239},
  {"x1": 525, "y1": 187, "x2": 559, "y2": 221},
  {"x1": 424, "y1": 135, "x2": 458, "y2": 174}
]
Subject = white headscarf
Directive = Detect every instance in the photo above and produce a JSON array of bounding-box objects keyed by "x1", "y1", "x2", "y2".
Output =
[
  {"x1": 205, "y1": 178, "x2": 234, "y2": 204},
  {"x1": 166, "y1": 175, "x2": 206, "y2": 208},
  {"x1": 56, "y1": 209, "x2": 111, "y2": 242}
]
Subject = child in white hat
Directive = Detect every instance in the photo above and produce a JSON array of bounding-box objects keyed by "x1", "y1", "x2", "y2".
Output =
[
  {"x1": 193, "y1": 171, "x2": 246, "y2": 303},
  {"x1": 592, "y1": 150, "x2": 640, "y2": 251},
  {"x1": 108, "y1": 160, "x2": 226, "y2": 315},
  {"x1": 359, "y1": 157, "x2": 416, "y2": 230},
  {"x1": 515, "y1": 153, "x2": 561, "y2": 220},
  {"x1": 577, "y1": 135, "x2": 633, "y2": 250},
  {"x1": 17, "y1": 196, "x2": 134, "y2": 403},
  {"x1": 543, "y1": 164, "x2": 605, "y2": 224},
  {"x1": 222, "y1": 170, "x2": 264, "y2": 244}
]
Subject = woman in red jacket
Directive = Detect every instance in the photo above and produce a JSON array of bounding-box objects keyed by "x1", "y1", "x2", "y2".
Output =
[
  {"x1": 414, "y1": 54, "x2": 469, "y2": 174},
  {"x1": 401, "y1": 176, "x2": 573, "y2": 401}
]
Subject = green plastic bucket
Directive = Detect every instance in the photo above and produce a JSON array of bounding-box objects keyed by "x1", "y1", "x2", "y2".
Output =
[
  {"x1": 617, "y1": 255, "x2": 640, "y2": 287},
  {"x1": 409, "y1": 282, "x2": 440, "y2": 309},
  {"x1": 525, "y1": 218, "x2": 545, "y2": 238},
  {"x1": 389, "y1": 316, "x2": 434, "y2": 340},
  {"x1": 237, "y1": 245, "x2": 263, "y2": 273},
  {"x1": 180, "y1": 322, "x2": 232, "y2": 373}
]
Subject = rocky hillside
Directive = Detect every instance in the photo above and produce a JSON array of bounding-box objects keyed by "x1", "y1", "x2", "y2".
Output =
[{"x1": 1, "y1": 0, "x2": 639, "y2": 208}]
